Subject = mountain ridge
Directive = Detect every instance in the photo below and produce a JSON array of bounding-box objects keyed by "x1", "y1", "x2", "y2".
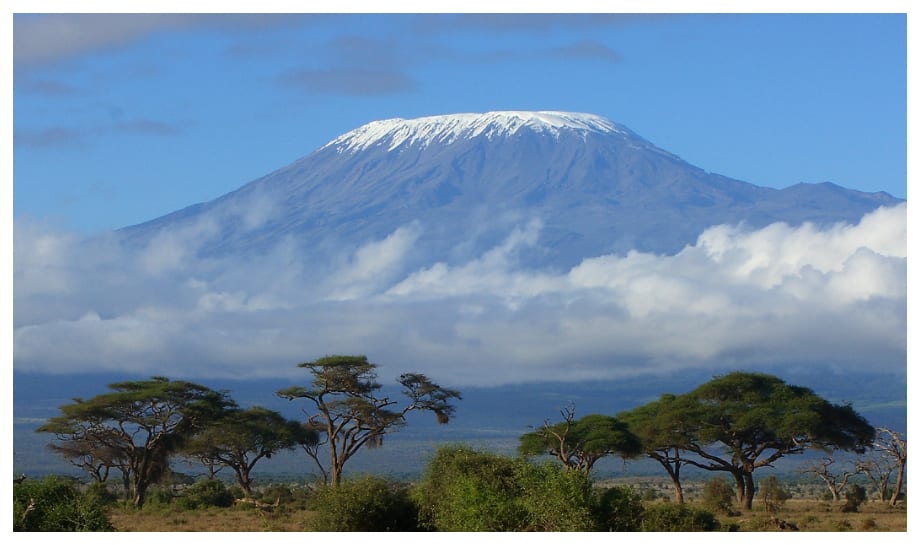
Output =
[{"x1": 119, "y1": 111, "x2": 902, "y2": 268}]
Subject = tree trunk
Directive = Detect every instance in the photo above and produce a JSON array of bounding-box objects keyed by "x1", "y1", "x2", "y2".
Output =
[
  {"x1": 742, "y1": 473, "x2": 755, "y2": 510},
  {"x1": 133, "y1": 483, "x2": 147, "y2": 509},
  {"x1": 731, "y1": 472, "x2": 746, "y2": 507},
  {"x1": 237, "y1": 468, "x2": 253, "y2": 497},
  {"x1": 671, "y1": 476, "x2": 684, "y2": 505},
  {"x1": 889, "y1": 463, "x2": 905, "y2": 507}
]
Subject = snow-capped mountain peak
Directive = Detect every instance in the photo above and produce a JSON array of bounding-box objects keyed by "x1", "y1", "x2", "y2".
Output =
[{"x1": 321, "y1": 111, "x2": 631, "y2": 154}]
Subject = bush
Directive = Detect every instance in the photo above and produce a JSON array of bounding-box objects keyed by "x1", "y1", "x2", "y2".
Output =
[
  {"x1": 702, "y1": 477, "x2": 736, "y2": 514},
  {"x1": 640, "y1": 503, "x2": 721, "y2": 532},
  {"x1": 13, "y1": 475, "x2": 114, "y2": 532},
  {"x1": 414, "y1": 446, "x2": 526, "y2": 531},
  {"x1": 175, "y1": 479, "x2": 235, "y2": 510},
  {"x1": 841, "y1": 484, "x2": 867, "y2": 513},
  {"x1": 758, "y1": 476, "x2": 790, "y2": 513},
  {"x1": 141, "y1": 486, "x2": 175, "y2": 509},
  {"x1": 514, "y1": 462, "x2": 599, "y2": 531},
  {"x1": 414, "y1": 445, "x2": 614, "y2": 531},
  {"x1": 308, "y1": 475, "x2": 418, "y2": 531},
  {"x1": 83, "y1": 481, "x2": 118, "y2": 506},
  {"x1": 594, "y1": 486, "x2": 644, "y2": 531}
]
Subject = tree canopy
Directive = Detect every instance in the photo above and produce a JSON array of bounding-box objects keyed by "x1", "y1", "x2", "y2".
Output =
[
  {"x1": 37, "y1": 376, "x2": 231, "y2": 507},
  {"x1": 617, "y1": 393, "x2": 701, "y2": 504},
  {"x1": 626, "y1": 371, "x2": 875, "y2": 509},
  {"x1": 182, "y1": 406, "x2": 318, "y2": 496},
  {"x1": 519, "y1": 405, "x2": 641, "y2": 475}
]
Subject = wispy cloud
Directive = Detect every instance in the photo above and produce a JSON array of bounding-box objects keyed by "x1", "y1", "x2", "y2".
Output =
[
  {"x1": 14, "y1": 13, "x2": 313, "y2": 68},
  {"x1": 413, "y1": 13, "x2": 667, "y2": 35},
  {"x1": 14, "y1": 127, "x2": 85, "y2": 149},
  {"x1": 15, "y1": 118, "x2": 184, "y2": 150},
  {"x1": 13, "y1": 205, "x2": 906, "y2": 386},
  {"x1": 278, "y1": 69, "x2": 418, "y2": 96},
  {"x1": 16, "y1": 78, "x2": 82, "y2": 97},
  {"x1": 547, "y1": 40, "x2": 623, "y2": 62}
]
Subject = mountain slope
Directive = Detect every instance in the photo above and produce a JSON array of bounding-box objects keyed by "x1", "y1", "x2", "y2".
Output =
[{"x1": 120, "y1": 111, "x2": 901, "y2": 267}]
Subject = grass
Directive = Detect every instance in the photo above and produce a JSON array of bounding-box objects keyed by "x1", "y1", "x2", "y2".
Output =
[
  {"x1": 106, "y1": 498, "x2": 906, "y2": 532},
  {"x1": 108, "y1": 503, "x2": 317, "y2": 532},
  {"x1": 710, "y1": 499, "x2": 907, "y2": 532}
]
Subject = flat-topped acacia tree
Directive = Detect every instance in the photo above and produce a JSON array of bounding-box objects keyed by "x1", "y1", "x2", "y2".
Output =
[
  {"x1": 182, "y1": 406, "x2": 319, "y2": 497},
  {"x1": 37, "y1": 377, "x2": 231, "y2": 508},
  {"x1": 680, "y1": 372, "x2": 875, "y2": 509},
  {"x1": 277, "y1": 355, "x2": 461, "y2": 486},
  {"x1": 619, "y1": 372, "x2": 874, "y2": 510},
  {"x1": 617, "y1": 393, "x2": 701, "y2": 505},
  {"x1": 518, "y1": 405, "x2": 641, "y2": 476}
]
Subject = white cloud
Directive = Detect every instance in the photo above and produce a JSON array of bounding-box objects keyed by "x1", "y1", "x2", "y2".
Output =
[{"x1": 12, "y1": 205, "x2": 906, "y2": 386}]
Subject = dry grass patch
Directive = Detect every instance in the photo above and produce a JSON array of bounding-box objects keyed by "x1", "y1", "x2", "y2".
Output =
[
  {"x1": 714, "y1": 499, "x2": 907, "y2": 532},
  {"x1": 108, "y1": 505, "x2": 316, "y2": 532}
]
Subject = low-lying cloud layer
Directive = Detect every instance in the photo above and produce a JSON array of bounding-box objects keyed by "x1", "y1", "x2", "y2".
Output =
[{"x1": 14, "y1": 204, "x2": 906, "y2": 386}]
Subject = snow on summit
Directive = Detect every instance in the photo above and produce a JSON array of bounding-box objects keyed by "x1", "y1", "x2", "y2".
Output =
[{"x1": 322, "y1": 111, "x2": 631, "y2": 153}]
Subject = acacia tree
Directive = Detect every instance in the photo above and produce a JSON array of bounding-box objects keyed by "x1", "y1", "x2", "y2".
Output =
[
  {"x1": 617, "y1": 394, "x2": 700, "y2": 504},
  {"x1": 855, "y1": 429, "x2": 906, "y2": 506},
  {"x1": 871, "y1": 427, "x2": 907, "y2": 506},
  {"x1": 37, "y1": 377, "x2": 230, "y2": 508},
  {"x1": 518, "y1": 405, "x2": 641, "y2": 476},
  {"x1": 276, "y1": 355, "x2": 461, "y2": 486},
  {"x1": 679, "y1": 372, "x2": 875, "y2": 510},
  {"x1": 801, "y1": 456, "x2": 854, "y2": 503},
  {"x1": 183, "y1": 406, "x2": 319, "y2": 496}
]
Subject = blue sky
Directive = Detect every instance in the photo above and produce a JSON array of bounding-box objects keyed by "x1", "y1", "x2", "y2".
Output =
[{"x1": 11, "y1": 10, "x2": 908, "y2": 233}]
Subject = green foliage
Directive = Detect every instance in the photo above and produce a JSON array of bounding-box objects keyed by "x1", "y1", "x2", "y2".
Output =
[
  {"x1": 308, "y1": 475, "x2": 418, "y2": 531},
  {"x1": 141, "y1": 486, "x2": 175, "y2": 509},
  {"x1": 183, "y1": 406, "x2": 316, "y2": 495},
  {"x1": 639, "y1": 503, "x2": 721, "y2": 532},
  {"x1": 702, "y1": 477, "x2": 736, "y2": 513},
  {"x1": 514, "y1": 462, "x2": 599, "y2": 531},
  {"x1": 83, "y1": 481, "x2": 118, "y2": 506},
  {"x1": 594, "y1": 486, "x2": 645, "y2": 531},
  {"x1": 37, "y1": 376, "x2": 233, "y2": 508},
  {"x1": 13, "y1": 475, "x2": 114, "y2": 532},
  {"x1": 519, "y1": 408, "x2": 641, "y2": 475},
  {"x1": 175, "y1": 479, "x2": 235, "y2": 510},
  {"x1": 758, "y1": 475, "x2": 790, "y2": 513},
  {"x1": 414, "y1": 445, "x2": 614, "y2": 531},
  {"x1": 257, "y1": 483, "x2": 293, "y2": 504},
  {"x1": 622, "y1": 372, "x2": 876, "y2": 509},
  {"x1": 414, "y1": 446, "x2": 526, "y2": 531}
]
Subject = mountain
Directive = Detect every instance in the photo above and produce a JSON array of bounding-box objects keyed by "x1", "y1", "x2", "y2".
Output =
[{"x1": 118, "y1": 111, "x2": 900, "y2": 268}]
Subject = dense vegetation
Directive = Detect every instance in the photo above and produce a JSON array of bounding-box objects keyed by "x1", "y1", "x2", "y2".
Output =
[{"x1": 19, "y1": 365, "x2": 906, "y2": 532}]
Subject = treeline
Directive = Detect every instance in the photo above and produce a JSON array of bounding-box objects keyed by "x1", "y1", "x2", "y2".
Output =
[{"x1": 18, "y1": 356, "x2": 907, "y2": 531}]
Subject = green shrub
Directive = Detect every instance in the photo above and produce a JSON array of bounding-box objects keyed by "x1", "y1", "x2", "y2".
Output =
[
  {"x1": 175, "y1": 479, "x2": 235, "y2": 510},
  {"x1": 414, "y1": 445, "x2": 526, "y2": 531},
  {"x1": 142, "y1": 486, "x2": 175, "y2": 509},
  {"x1": 414, "y1": 445, "x2": 610, "y2": 532},
  {"x1": 515, "y1": 462, "x2": 599, "y2": 531},
  {"x1": 594, "y1": 486, "x2": 644, "y2": 531},
  {"x1": 640, "y1": 503, "x2": 721, "y2": 532},
  {"x1": 13, "y1": 475, "x2": 114, "y2": 532},
  {"x1": 308, "y1": 475, "x2": 418, "y2": 532},
  {"x1": 702, "y1": 477, "x2": 736, "y2": 514},
  {"x1": 83, "y1": 482, "x2": 118, "y2": 506}
]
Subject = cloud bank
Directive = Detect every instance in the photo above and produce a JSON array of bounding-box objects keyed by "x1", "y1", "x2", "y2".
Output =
[{"x1": 13, "y1": 204, "x2": 906, "y2": 386}]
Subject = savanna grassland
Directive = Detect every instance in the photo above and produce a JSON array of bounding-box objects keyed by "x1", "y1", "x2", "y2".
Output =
[{"x1": 105, "y1": 495, "x2": 907, "y2": 532}]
